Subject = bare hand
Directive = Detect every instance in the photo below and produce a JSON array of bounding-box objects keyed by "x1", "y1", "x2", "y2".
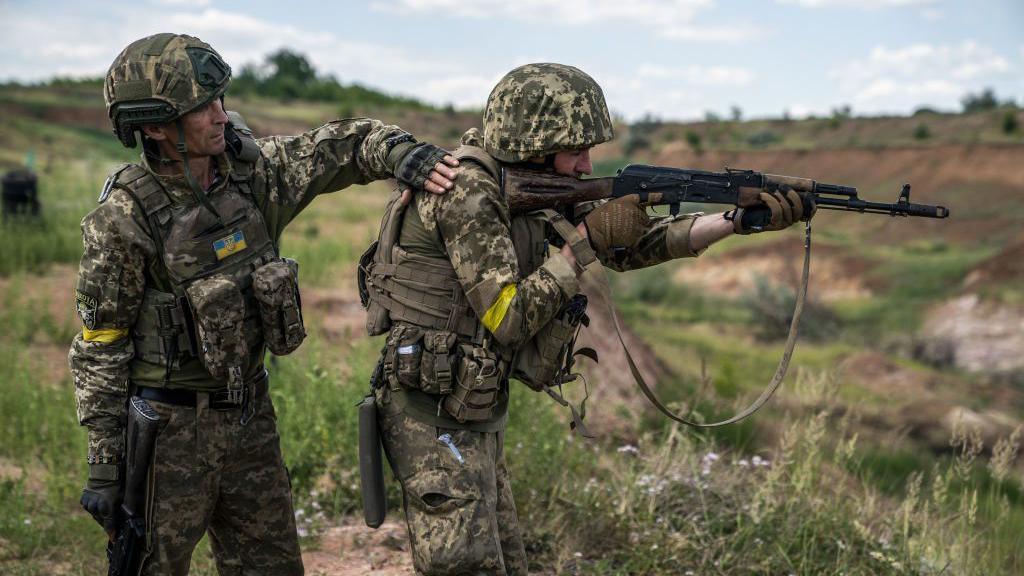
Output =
[{"x1": 424, "y1": 155, "x2": 460, "y2": 195}]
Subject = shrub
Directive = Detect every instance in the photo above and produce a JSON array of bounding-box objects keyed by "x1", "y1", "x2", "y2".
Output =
[
  {"x1": 684, "y1": 130, "x2": 703, "y2": 154},
  {"x1": 914, "y1": 124, "x2": 932, "y2": 140},
  {"x1": 1002, "y1": 110, "x2": 1019, "y2": 134}
]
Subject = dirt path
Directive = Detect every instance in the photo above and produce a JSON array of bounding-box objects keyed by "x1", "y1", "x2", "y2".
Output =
[{"x1": 302, "y1": 520, "x2": 413, "y2": 576}]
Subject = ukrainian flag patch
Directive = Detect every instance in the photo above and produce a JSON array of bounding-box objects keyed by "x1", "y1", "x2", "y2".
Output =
[{"x1": 213, "y1": 230, "x2": 247, "y2": 260}]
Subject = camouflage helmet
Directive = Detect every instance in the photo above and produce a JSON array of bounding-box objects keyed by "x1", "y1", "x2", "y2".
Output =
[
  {"x1": 483, "y1": 63, "x2": 613, "y2": 163},
  {"x1": 104, "y1": 33, "x2": 231, "y2": 148}
]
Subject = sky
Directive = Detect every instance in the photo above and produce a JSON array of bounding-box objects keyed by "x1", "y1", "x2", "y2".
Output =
[{"x1": 1, "y1": 0, "x2": 1021, "y2": 121}]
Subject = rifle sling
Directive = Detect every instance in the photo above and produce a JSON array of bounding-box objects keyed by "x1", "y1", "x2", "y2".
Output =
[{"x1": 592, "y1": 222, "x2": 812, "y2": 428}]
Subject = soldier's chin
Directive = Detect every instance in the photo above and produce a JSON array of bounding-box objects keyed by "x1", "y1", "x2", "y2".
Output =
[{"x1": 208, "y1": 139, "x2": 227, "y2": 156}]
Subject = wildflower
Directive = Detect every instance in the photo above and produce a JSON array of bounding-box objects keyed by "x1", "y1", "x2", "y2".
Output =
[
  {"x1": 651, "y1": 544, "x2": 659, "y2": 550},
  {"x1": 617, "y1": 444, "x2": 639, "y2": 455},
  {"x1": 574, "y1": 552, "x2": 583, "y2": 558},
  {"x1": 737, "y1": 459, "x2": 750, "y2": 467},
  {"x1": 23, "y1": 518, "x2": 31, "y2": 525},
  {"x1": 295, "y1": 508, "x2": 305, "y2": 518},
  {"x1": 516, "y1": 442, "x2": 524, "y2": 450},
  {"x1": 297, "y1": 525, "x2": 309, "y2": 538},
  {"x1": 752, "y1": 455, "x2": 770, "y2": 467}
]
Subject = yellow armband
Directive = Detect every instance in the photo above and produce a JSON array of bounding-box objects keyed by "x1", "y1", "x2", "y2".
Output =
[
  {"x1": 82, "y1": 327, "x2": 129, "y2": 344},
  {"x1": 481, "y1": 284, "x2": 517, "y2": 333}
]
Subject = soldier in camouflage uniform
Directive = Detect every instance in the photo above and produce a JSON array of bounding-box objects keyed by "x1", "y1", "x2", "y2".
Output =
[
  {"x1": 70, "y1": 33, "x2": 459, "y2": 575},
  {"x1": 360, "y1": 63, "x2": 812, "y2": 575}
]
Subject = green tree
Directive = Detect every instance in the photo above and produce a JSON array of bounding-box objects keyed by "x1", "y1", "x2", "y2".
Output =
[{"x1": 961, "y1": 88, "x2": 999, "y2": 113}]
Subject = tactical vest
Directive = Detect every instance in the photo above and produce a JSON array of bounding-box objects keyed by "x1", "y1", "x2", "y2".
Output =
[
  {"x1": 106, "y1": 115, "x2": 305, "y2": 392},
  {"x1": 359, "y1": 145, "x2": 590, "y2": 428}
]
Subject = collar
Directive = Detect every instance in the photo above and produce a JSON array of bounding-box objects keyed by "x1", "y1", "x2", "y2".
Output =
[{"x1": 140, "y1": 152, "x2": 233, "y2": 206}]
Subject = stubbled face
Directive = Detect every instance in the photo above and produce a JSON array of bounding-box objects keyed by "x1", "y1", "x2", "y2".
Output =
[
  {"x1": 147, "y1": 97, "x2": 229, "y2": 158},
  {"x1": 552, "y1": 147, "x2": 593, "y2": 178}
]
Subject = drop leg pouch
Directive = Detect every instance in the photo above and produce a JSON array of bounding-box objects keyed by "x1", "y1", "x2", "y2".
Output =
[{"x1": 358, "y1": 394, "x2": 386, "y2": 528}]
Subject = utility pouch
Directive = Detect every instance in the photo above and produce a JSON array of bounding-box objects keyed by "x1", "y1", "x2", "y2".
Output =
[
  {"x1": 420, "y1": 330, "x2": 457, "y2": 395},
  {"x1": 384, "y1": 324, "x2": 424, "y2": 390},
  {"x1": 185, "y1": 275, "x2": 248, "y2": 389},
  {"x1": 512, "y1": 294, "x2": 590, "y2": 391},
  {"x1": 358, "y1": 394, "x2": 386, "y2": 528},
  {"x1": 253, "y1": 258, "x2": 306, "y2": 356},
  {"x1": 442, "y1": 344, "x2": 503, "y2": 423}
]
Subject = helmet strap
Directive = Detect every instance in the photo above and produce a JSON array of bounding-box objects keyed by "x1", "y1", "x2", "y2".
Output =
[{"x1": 175, "y1": 118, "x2": 225, "y2": 229}]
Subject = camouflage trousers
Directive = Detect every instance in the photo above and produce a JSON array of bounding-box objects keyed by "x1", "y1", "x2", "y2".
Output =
[
  {"x1": 376, "y1": 387, "x2": 528, "y2": 575},
  {"x1": 139, "y1": 389, "x2": 303, "y2": 576}
]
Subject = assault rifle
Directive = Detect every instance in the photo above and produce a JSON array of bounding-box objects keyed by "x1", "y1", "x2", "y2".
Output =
[
  {"x1": 504, "y1": 163, "x2": 948, "y2": 429},
  {"x1": 505, "y1": 164, "x2": 949, "y2": 221},
  {"x1": 107, "y1": 397, "x2": 159, "y2": 576}
]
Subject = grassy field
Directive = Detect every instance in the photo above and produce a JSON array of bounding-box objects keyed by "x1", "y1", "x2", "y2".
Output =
[{"x1": 1, "y1": 84, "x2": 1022, "y2": 574}]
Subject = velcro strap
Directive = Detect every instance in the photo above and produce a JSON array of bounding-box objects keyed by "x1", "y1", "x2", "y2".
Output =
[
  {"x1": 88, "y1": 463, "x2": 120, "y2": 481},
  {"x1": 434, "y1": 352, "x2": 452, "y2": 394},
  {"x1": 395, "y1": 143, "x2": 448, "y2": 189}
]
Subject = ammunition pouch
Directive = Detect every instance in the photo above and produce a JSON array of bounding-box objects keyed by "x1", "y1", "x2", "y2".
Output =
[
  {"x1": 132, "y1": 288, "x2": 196, "y2": 370},
  {"x1": 253, "y1": 258, "x2": 306, "y2": 356},
  {"x1": 185, "y1": 275, "x2": 249, "y2": 394},
  {"x1": 383, "y1": 324, "x2": 458, "y2": 395},
  {"x1": 512, "y1": 294, "x2": 588, "y2": 391},
  {"x1": 381, "y1": 323, "x2": 504, "y2": 423},
  {"x1": 443, "y1": 344, "x2": 504, "y2": 423}
]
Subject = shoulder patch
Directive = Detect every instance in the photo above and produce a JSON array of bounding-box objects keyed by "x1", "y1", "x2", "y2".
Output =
[{"x1": 75, "y1": 290, "x2": 98, "y2": 330}]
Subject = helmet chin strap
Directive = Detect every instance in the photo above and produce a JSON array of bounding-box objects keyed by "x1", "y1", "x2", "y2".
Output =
[{"x1": 175, "y1": 118, "x2": 225, "y2": 229}]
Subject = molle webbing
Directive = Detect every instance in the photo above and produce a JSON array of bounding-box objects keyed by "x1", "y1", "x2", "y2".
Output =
[{"x1": 368, "y1": 251, "x2": 478, "y2": 338}]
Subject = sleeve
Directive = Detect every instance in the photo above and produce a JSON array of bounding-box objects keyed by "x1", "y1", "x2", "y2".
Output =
[
  {"x1": 418, "y1": 164, "x2": 580, "y2": 349},
  {"x1": 67, "y1": 189, "x2": 153, "y2": 464},
  {"x1": 574, "y1": 200, "x2": 704, "y2": 272},
  {"x1": 254, "y1": 118, "x2": 411, "y2": 238}
]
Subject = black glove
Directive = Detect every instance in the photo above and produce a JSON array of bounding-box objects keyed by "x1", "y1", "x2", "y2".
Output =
[
  {"x1": 81, "y1": 463, "x2": 123, "y2": 533},
  {"x1": 393, "y1": 142, "x2": 449, "y2": 191}
]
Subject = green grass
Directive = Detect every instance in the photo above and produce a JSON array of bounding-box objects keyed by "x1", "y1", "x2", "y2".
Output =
[{"x1": 2, "y1": 85, "x2": 1023, "y2": 574}]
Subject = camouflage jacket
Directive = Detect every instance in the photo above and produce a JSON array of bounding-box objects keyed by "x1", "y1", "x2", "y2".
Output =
[
  {"x1": 70, "y1": 118, "x2": 411, "y2": 464},
  {"x1": 406, "y1": 128, "x2": 704, "y2": 352}
]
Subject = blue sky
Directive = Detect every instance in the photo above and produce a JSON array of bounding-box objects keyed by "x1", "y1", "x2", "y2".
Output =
[{"x1": 1, "y1": 0, "x2": 1021, "y2": 121}]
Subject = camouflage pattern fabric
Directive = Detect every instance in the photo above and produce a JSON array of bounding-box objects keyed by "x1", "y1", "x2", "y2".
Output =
[
  {"x1": 69, "y1": 117, "x2": 409, "y2": 463},
  {"x1": 482, "y1": 63, "x2": 614, "y2": 163},
  {"x1": 140, "y1": 393, "x2": 301, "y2": 576},
  {"x1": 385, "y1": 127, "x2": 706, "y2": 573},
  {"x1": 376, "y1": 386, "x2": 527, "y2": 575},
  {"x1": 410, "y1": 149, "x2": 579, "y2": 349},
  {"x1": 105, "y1": 33, "x2": 231, "y2": 147}
]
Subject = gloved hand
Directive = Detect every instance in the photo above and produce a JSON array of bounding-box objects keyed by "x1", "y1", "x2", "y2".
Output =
[
  {"x1": 81, "y1": 463, "x2": 123, "y2": 534},
  {"x1": 731, "y1": 185, "x2": 816, "y2": 234},
  {"x1": 392, "y1": 141, "x2": 458, "y2": 194},
  {"x1": 583, "y1": 194, "x2": 650, "y2": 255}
]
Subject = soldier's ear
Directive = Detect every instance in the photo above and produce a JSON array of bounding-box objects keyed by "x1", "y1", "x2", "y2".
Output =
[{"x1": 141, "y1": 124, "x2": 170, "y2": 142}]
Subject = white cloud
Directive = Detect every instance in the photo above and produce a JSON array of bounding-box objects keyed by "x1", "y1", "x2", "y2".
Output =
[
  {"x1": 371, "y1": 0, "x2": 752, "y2": 43},
  {"x1": 921, "y1": 8, "x2": 943, "y2": 20},
  {"x1": 152, "y1": 0, "x2": 212, "y2": 7},
  {"x1": 637, "y1": 63, "x2": 754, "y2": 86},
  {"x1": 831, "y1": 41, "x2": 1014, "y2": 112},
  {"x1": 778, "y1": 0, "x2": 934, "y2": 8}
]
